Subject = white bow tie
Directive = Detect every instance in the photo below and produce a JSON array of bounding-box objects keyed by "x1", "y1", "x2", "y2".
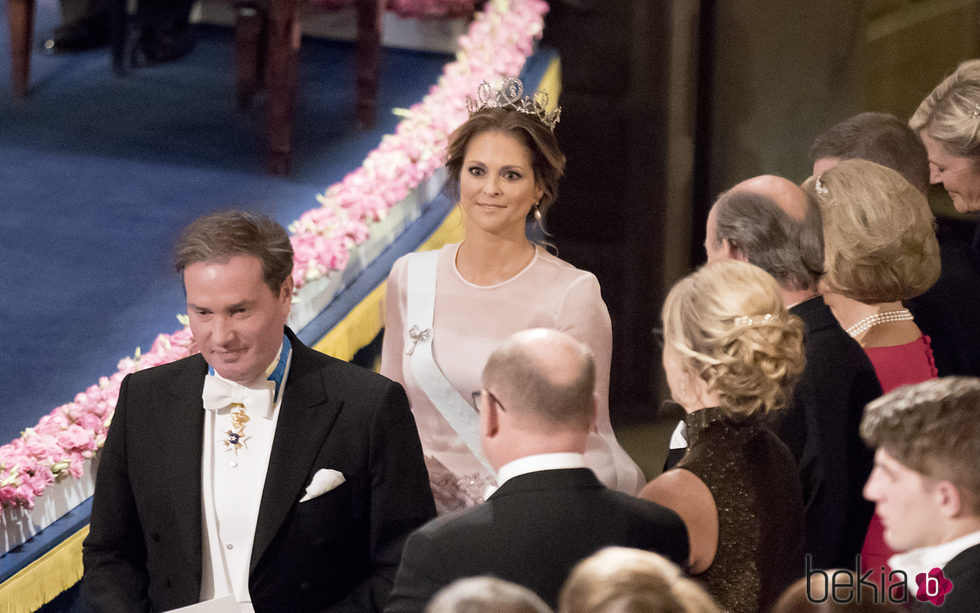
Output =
[{"x1": 202, "y1": 375, "x2": 274, "y2": 414}]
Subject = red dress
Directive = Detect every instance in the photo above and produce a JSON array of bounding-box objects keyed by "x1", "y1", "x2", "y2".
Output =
[{"x1": 861, "y1": 335, "x2": 938, "y2": 578}]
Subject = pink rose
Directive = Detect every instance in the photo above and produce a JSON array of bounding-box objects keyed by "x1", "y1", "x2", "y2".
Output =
[{"x1": 56, "y1": 425, "x2": 97, "y2": 453}]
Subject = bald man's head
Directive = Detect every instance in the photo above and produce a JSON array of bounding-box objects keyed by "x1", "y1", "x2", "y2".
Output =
[
  {"x1": 482, "y1": 329, "x2": 596, "y2": 431},
  {"x1": 732, "y1": 174, "x2": 810, "y2": 220},
  {"x1": 708, "y1": 176, "x2": 824, "y2": 291}
]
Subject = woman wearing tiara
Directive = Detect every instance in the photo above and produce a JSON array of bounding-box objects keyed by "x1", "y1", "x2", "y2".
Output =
[
  {"x1": 802, "y1": 159, "x2": 941, "y2": 583},
  {"x1": 641, "y1": 260, "x2": 806, "y2": 613},
  {"x1": 380, "y1": 77, "x2": 644, "y2": 513}
]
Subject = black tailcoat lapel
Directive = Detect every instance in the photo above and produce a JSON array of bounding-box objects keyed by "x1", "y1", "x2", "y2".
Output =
[
  {"x1": 160, "y1": 355, "x2": 207, "y2": 576},
  {"x1": 250, "y1": 337, "x2": 344, "y2": 573}
]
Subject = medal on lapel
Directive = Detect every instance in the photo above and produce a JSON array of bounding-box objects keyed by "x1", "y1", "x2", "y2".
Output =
[{"x1": 223, "y1": 403, "x2": 251, "y2": 454}]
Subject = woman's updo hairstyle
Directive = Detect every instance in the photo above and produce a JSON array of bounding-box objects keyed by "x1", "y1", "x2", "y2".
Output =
[
  {"x1": 661, "y1": 261, "x2": 805, "y2": 419},
  {"x1": 909, "y1": 58, "x2": 980, "y2": 160},
  {"x1": 445, "y1": 106, "x2": 566, "y2": 219},
  {"x1": 803, "y1": 159, "x2": 940, "y2": 303}
]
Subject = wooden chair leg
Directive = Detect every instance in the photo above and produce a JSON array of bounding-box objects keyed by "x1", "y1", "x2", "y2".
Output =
[
  {"x1": 8, "y1": 0, "x2": 36, "y2": 98},
  {"x1": 355, "y1": 0, "x2": 384, "y2": 128},
  {"x1": 234, "y1": 2, "x2": 266, "y2": 110},
  {"x1": 264, "y1": 0, "x2": 300, "y2": 175}
]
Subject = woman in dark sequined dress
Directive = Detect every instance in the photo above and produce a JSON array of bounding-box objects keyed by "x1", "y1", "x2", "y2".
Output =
[{"x1": 641, "y1": 260, "x2": 808, "y2": 613}]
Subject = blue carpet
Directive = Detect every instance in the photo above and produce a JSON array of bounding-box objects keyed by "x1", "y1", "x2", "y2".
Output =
[{"x1": 0, "y1": 0, "x2": 452, "y2": 446}]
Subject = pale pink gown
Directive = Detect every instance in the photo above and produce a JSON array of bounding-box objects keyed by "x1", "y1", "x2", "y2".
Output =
[{"x1": 381, "y1": 243, "x2": 645, "y2": 512}]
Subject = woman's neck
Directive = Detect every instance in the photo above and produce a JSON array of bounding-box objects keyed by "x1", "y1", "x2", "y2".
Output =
[
  {"x1": 455, "y1": 230, "x2": 536, "y2": 286},
  {"x1": 824, "y1": 294, "x2": 884, "y2": 331},
  {"x1": 823, "y1": 294, "x2": 919, "y2": 347}
]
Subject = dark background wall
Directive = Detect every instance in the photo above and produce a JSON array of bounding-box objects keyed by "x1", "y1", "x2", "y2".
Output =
[
  {"x1": 542, "y1": 0, "x2": 670, "y2": 426},
  {"x1": 540, "y1": 0, "x2": 980, "y2": 433}
]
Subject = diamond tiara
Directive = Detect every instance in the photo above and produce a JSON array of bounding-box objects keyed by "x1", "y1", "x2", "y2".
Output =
[{"x1": 465, "y1": 77, "x2": 562, "y2": 131}]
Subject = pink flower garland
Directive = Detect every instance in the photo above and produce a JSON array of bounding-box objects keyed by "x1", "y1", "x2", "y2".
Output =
[
  {"x1": 0, "y1": 328, "x2": 196, "y2": 509},
  {"x1": 0, "y1": 0, "x2": 549, "y2": 512}
]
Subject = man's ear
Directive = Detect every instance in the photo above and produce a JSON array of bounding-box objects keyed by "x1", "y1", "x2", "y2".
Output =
[
  {"x1": 279, "y1": 276, "x2": 294, "y2": 301},
  {"x1": 481, "y1": 394, "x2": 499, "y2": 439},
  {"x1": 278, "y1": 277, "x2": 294, "y2": 317},
  {"x1": 935, "y1": 480, "x2": 965, "y2": 519},
  {"x1": 726, "y1": 239, "x2": 749, "y2": 262}
]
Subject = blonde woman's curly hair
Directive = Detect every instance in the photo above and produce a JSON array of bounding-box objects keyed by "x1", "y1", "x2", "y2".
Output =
[
  {"x1": 909, "y1": 58, "x2": 980, "y2": 160},
  {"x1": 661, "y1": 260, "x2": 805, "y2": 419},
  {"x1": 803, "y1": 159, "x2": 940, "y2": 303}
]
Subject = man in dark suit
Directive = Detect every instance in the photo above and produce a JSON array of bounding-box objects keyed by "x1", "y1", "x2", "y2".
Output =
[
  {"x1": 385, "y1": 329, "x2": 688, "y2": 612},
  {"x1": 862, "y1": 377, "x2": 980, "y2": 612},
  {"x1": 704, "y1": 176, "x2": 882, "y2": 570},
  {"x1": 81, "y1": 210, "x2": 436, "y2": 611}
]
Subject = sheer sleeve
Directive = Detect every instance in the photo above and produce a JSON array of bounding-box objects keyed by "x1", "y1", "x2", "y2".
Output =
[
  {"x1": 557, "y1": 273, "x2": 646, "y2": 494},
  {"x1": 380, "y1": 254, "x2": 409, "y2": 385}
]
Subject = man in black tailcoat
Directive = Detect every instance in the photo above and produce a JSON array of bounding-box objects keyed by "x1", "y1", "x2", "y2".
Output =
[
  {"x1": 386, "y1": 329, "x2": 688, "y2": 612},
  {"x1": 82, "y1": 210, "x2": 435, "y2": 611}
]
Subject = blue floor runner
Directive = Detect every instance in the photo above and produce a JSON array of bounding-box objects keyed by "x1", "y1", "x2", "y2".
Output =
[{"x1": 0, "y1": 0, "x2": 451, "y2": 446}]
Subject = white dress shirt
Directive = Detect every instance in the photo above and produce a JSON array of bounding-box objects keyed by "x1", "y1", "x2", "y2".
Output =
[
  {"x1": 890, "y1": 529, "x2": 980, "y2": 594},
  {"x1": 494, "y1": 452, "x2": 588, "y2": 489},
  {"x1": 200, "y1": 343, "x2": 291, "y2": 612}
]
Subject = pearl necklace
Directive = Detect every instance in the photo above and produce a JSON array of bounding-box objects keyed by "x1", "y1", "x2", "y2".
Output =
[{"x1": 846, "y1": 308, "x2": 914, "y2": 338}]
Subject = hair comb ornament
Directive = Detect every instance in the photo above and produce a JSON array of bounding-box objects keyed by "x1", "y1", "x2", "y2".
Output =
[
  {"x1": 733, "y1": 313, "x2": 776, "y2": 329},
  {"x1": 465, "y1": 77, "x2": 562, "y2": 131},
  {"x1": 972, "y1": 103, "x2": 980, "y2": 119},
  {"x1": 814, "y1": 175, "x2": 829, "y2": 197}
]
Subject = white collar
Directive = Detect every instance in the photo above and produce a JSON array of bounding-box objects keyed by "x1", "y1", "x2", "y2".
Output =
[
  {"x1": 495, "y1": 452, "x2": 586, "y2": 488},
  {"x1": 890, "y1": 529, "x2": 980, "y2": 589},
  {"x1": 206, "y1": 342, "x2": 289, "y2": 420}
]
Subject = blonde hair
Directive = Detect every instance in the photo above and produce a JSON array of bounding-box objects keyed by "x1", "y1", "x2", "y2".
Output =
[
  {"x1": 803, "y1": 159, "x2": 940, "y2": 303},
  {"x1": 909, "y1": 58, "x2": 980, "y2": 160},
  {"x1": 558, "y1": 547, "x2": 721, "y2": 613},
  {"x1": 661, "y1": 261, "x2": 805, "y2": 419},
  {"x1": 426, "y1": 576, "x2": 552, "y2": 613}
]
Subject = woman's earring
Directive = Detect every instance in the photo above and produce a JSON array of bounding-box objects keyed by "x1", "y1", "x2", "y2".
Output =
[{"x1": 533, "y1": 202, "x2": 553, "y2": 240}]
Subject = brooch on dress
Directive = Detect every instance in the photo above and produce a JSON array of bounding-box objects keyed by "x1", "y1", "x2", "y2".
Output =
[
  {"x1": 223, "y1": 403, "x2": 251, "y2": 454},
  {"x1": 406, "y1": 325, "x2": 432, "y2": 356}
]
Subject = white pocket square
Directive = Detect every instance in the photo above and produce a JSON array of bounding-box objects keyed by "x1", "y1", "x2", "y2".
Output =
[{"x1": 300, "y1": 469, "x2": 346, "y2": 502}]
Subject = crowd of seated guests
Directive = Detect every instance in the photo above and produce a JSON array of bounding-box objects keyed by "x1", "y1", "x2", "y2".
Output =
[
  {"x1": 376, "y1": 58, "x2": 980, "y2": 612},
  {"x1": 76, "y1": 58, "x2": 980, "y2": 611}
]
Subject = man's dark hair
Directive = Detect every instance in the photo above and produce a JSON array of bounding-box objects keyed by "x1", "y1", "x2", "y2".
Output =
[
  {"x1": 174, "y1": 210, "x2": 293, "y2": 293},
  {"x1": 861, "y1": 376, "x2": 980, "y2": 514},
  {"x1": 810, "y1": 112, "x2": 930, "y2": 194},
  {"x1": 710, "y1": 190, "x2": 824, "y2": 291}
]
